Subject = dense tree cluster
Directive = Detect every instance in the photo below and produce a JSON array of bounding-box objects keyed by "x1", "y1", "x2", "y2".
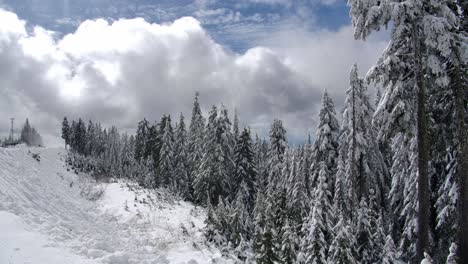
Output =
[
  {"x1": 60, "y1": 0, "x2": 467, "y2": 262},
  {"x1": 20, "y1": 118, "x2": 43, "y2": 147},
  {"x1": 62, "y1": 117, "x2": 137, "y2": 180}
]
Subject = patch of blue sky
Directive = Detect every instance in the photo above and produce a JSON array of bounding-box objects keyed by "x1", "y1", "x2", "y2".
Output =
[{"x1": 0, "y1": 0, "x2": 353, "y2": 52}]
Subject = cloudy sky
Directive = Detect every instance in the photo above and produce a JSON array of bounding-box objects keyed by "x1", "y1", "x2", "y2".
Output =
[{"x1": 0, "y1": 0, "x2": 388, "y2": 146}]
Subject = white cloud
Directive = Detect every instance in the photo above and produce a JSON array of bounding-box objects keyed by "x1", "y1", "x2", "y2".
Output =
[{"x1": 0, "y1": 8, "x2": 387, "y2": 146}]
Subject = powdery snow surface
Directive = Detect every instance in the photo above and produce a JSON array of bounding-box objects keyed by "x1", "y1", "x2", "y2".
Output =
[{"x1": 0, "y1": 146, "x2": 227, "y2": 264}]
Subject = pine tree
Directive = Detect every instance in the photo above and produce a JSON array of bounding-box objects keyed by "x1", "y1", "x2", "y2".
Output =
[
  {"x1": 327, "y1": 218, "x2": 357, "y2": 264},
  {"x1": 158, "y1": 116, "x2": 174, "y2": 187},
  {"x1": 231, "y1": 184, "x2": 252, "y2": 244},
  {"x1": 174, "y1": 113, "x2": 190, "y2": 198},
  {"x1": 381, "y1": 235, "x2": 399, "y2": 264},
  {"x1": 85, "y1": 120, "x2": 95, "y2": 156},
  {"x1": 218, "y1": 105, "x2": 236, "y2": 199},
  {"x1": 233, "y1": 108, "x2": 240, "y2": 142},
  {"x1": 233, "y1": 128, "x2": 257, "y2": 209},
  {"x1": 254, "y1": 135, "x2": 269, "y2": 193},
  {"x1": 20, "y1": 119, "x2": 43, "y2": 147},
  {"x1": 446, "y1": 243, "x2": 457, "y2": 264},
  {"x1": 145, "y1": 122, "x2": 160, "y2": 186},
  {"x1": 135, "y1": 119, "x2": 149, "y2": 162},
  {"x1": 260, "y1": 119, "x2": 288, "y2": 258},
  {"x1": 280, "y1": 218, "x2": 298, "y2": 263},
  {"x1": 348, "y1": 1, "x2": 463, "y2": 260},
  {"x1": 253, "y1": 191, "x2": 279, "y2": 263},
  {"x1": 194, "y1": 106, "x2": 228, "y2": 205},
  {"x1": 188, "y1": 92, "x2": 205, "y2": 198},
  {"x1": 286, "y1": 150, "x2": 308, "y2": 226},
  {"x1": 205, "y1": 197, "x2": 224, "y2": 245},
  {"x1": 62, "y1": 117, "x2": 70, "y2": 149},
  {"x1": 335, "y1": 64, "x2": 385, "y2": 218},
  {"x1": 356, "y1": 198, "x2": 375, "y2": 264},
  {"x1": 310, "y1": 90, "x2": 339, "y2": 191},
  {"x1": 369, "y1": 189, "x2": 386, "y2": 262},
  {"x1": 72, "y1": 118, "x2": 86, "y2": 154},
  {"x1": 298, "y1": 162, "x2": 333, "y2": 264}
]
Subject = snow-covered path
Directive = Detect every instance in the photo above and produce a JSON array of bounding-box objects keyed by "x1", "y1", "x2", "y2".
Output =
[{"x1": 0, "y1": 147, "x2": 225, "y2": 264}]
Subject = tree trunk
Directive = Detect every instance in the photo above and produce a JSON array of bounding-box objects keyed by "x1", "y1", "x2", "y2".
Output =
[
  {"x1": 413, "y1": 23, "x2": 430, "y2": 262},
  {"x1": 453, "y1": 37, "x2": 468, "y2": 264}
]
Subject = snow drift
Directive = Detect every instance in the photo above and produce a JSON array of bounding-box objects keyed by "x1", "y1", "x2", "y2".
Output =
[{"x1": 0, "y1": 146, "x2": 225, "y2": 263}]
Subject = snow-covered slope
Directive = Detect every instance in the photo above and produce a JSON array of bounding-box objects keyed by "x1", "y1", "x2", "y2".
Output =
[{"x1": 0, "y1": 147, "x2": 225, "y2": 264}]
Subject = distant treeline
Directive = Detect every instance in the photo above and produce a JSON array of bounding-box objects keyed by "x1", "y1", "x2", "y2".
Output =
[{"x1": 2, "y1": 118, "x2": 43, "y2": 147}]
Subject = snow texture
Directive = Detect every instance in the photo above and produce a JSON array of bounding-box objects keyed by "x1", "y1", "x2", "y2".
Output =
[{"x1": 0, "y1": 146, "x2": 227, "y2": 263}]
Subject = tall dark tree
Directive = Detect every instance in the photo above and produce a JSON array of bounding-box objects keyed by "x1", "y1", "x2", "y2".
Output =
[
  {"x1": 188, "y1": 92, "x2": 205, "y2": 198},
  {"x1": 20, "y1": 119, "x2": 43, "y2": 147},
  {"x1": 62, "y1": 117, "x2": 71, "y2": 149},
  {"x1": 174, "y1": 113, "x2": 190, "y2": 198},
  {"x1": 349, "y1": 0, "x2": 461, "y2": 261},
  {"x1": 135, "y1": 119, "x2": 149, "y2": 162},
  {"x1": 158, "y1": 116, "x2": 174, "y2": 186},
  {"x1": 233, "y1": 128, "x2": 257, "y2": 210}
]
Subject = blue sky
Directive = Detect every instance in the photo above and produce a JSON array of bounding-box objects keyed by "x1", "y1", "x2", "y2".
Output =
[{"x1": 0, "y1": 0, "x2": 350, "y2": 52}]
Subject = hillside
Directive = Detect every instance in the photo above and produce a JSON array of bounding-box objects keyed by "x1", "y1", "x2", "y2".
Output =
[{"x1": 0, "y1": 146, "x2": 225, "y2": 264}]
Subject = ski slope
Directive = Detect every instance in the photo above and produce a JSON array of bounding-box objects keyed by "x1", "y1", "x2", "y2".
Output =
[{"x1": 0, "y1": 146, "x2": 226, "y2": 264}]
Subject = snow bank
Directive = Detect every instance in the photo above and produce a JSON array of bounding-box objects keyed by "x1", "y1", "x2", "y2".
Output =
[{"x1": 0, "y1": 147, "x2": 226, "y2": 263}]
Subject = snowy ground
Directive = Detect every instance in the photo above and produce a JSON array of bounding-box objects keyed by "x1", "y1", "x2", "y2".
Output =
[{"x1": 0, "y1": 146, "x2": 227, "y2": 264}]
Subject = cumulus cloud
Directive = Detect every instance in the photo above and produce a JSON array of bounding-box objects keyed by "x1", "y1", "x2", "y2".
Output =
[{"x1": 0, "y1": 8, "x2": 386, "y2": 146}]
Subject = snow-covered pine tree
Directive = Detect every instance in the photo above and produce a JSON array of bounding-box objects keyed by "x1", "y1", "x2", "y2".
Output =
[
  {"x1": 298, "y1": 161, "x2": 333, "y2": 264},
  {"x1": 230, "y1": 183, "x2": 252, "y2": 245},
  {"x1": 254, "y1": 135, "x2": 268, "y2": 193},
  {"x1": 187, "y1": 92, "x2": 205, "y2": 199},
  {"x1": 253, "y1": 191, "x2": 278, "y2": 263},
  {"x1": 173, "y1": 113, "x2": 190, "y2": 198},
  {"x1": 194, "y1": 105, "x2": 229, "y2": 205},
  {"x1": 335, "y1": 64, "x2": 385, "y2": 219},
  {"x1": 233, "y1": 235, "x2": 254, "y2": 263},
  {"x1": 217, "y1": 105, "x2": 236, "y2": 200},
  {"x1": 310, "y1": 90, "x2": 339, "y2": 192},
  {"x1": 142, "y1": 122, "x2": 158, "y2": 187},
  {"x1": 20, "y1": 119, "x2": 43, "y2": 147},
  {"x1": 259, "y1": 119, "x2": 288, "y2": 258},
  {"x1": 430, "y1": 3, "x2": 468, "y2": 260},
  {"x1": 446, "y1": 243, "x2": 457, "y2": 264},
  {"x1": 348, "y1": 0, "x2": 464, "y2": 260},
  {"x1": 233, "y1": 108, "x2": 240, "y2": 142},
  {"x1": 233, "y1": 128, "x2": 257, "y2": 209},
  {"x1": 280, "y1": 218, "x2": 298, "y2": 263},
  {"x1": 120, "y1": 133, "x2": 134, "y2": 178},
  {"x1": 62, "y1": 117, "x2": 71, "y2": 149},
  {"x1": 265, "y1": 119, "x2": 287, "y2": 202},
  {"x1": 301, "y1": 136, "x2": 313, "y2": 198},
  {"x1": 356, "y1": 198, "x2": 376, "y2": 264},
  {"x1": 134, "y1": 119, "x2": 149, "y2": 162},
  {"x1": 399, "y1": 138, "x2": 419, "y2": 262},
  {"x1": 205, "y1": 196, "x2": 224, "y2": 245},
  {"x1": 194, "y1": 106, "x2": 218, "y2": 204},
  {"x1": 369, "y1": 189, "x2": 386, "y2": 261},
  {"x1": 158, "y1": 116, "x2": 174, "y2": 187},
  {"x1": 85, "y1": 120, "x2": 96, "y2": 157},
  {"x1": 286, "y1": 149, "x2": 308, "y2": 227},
  {"x1": 334, "y1": 152, "x2": 348, "y2": 216},
  {"x1": 73, "y1": 118, "x2": 87, "y2": 154},
  {"x1": 381, "y1": 235, "x2": 399, "y2": 264},
  {"x1": 327, "y1": 217, "x2": 357, "y2": 264}
]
